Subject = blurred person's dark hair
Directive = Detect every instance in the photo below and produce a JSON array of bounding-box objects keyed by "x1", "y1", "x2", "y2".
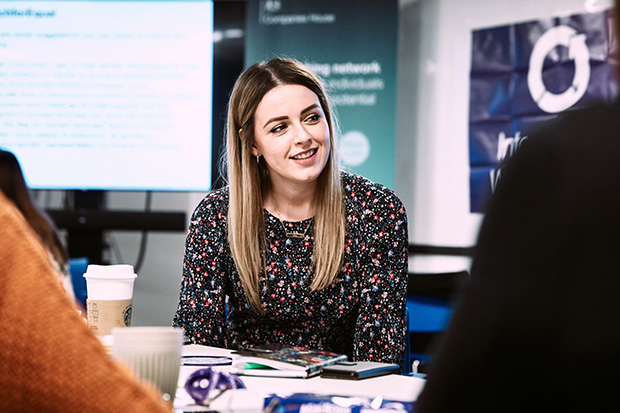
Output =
[{"x1": 0, "y1": 149, "x2": 68, "y2": 271}]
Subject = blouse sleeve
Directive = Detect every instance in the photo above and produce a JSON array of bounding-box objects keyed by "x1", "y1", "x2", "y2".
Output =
[
  {"x1": 353, "y1": 189, "x2": 409, "y2": 366},
  {"x1": 173, "y1": 193, "x2": 229, "y2": 347}
]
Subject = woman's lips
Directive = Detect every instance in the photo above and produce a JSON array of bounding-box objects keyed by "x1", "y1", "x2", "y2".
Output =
[{"x1": 291, "y1": 148, "x2": 317, "y2": 160}]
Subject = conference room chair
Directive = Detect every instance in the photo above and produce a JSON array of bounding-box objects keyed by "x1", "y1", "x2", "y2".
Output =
[
  {"x1": 69, "y1": 257, "x2": 89, "y2": 309},
  {"x1": 406, "y1": 270, "x2": 469, "y2": 374}
]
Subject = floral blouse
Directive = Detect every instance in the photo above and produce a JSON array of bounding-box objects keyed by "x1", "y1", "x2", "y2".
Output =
[{"x1": 173, "y1": 172, "x2": 408, "y2": 365}]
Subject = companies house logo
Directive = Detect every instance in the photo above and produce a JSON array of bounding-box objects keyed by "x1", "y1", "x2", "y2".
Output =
[
  {"x1": 263, "y1": 0, "x2": 281, "y2": 13},
  {"x1": 527, "y1": 25, "x2": 591, "y2": 113}
]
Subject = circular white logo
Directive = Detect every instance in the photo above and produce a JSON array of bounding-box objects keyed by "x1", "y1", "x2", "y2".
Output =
[
  {"x1": 527, "y1": 25, "x2": 590, "y2": 113},
  {"x1": 339, "y1": 130, "x2": 370, "y2": 166}
]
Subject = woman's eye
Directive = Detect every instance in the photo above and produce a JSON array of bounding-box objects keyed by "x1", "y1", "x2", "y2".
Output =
[
  {"x1": 270, "y1": 124, "x2": 287, "y2": 133},
  {"x1": 305, "y1": 114, "x2": 320, "y2": 123}
]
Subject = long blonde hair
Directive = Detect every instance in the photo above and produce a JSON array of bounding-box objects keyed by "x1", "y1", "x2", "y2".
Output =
[{"x1": 226, "y1": 58, "x2": 345, "y2": 313}]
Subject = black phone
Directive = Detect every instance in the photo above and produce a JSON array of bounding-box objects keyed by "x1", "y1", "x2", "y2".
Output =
[{"x1": 321, "y1": 361, "x2": 400, "y2": 380}]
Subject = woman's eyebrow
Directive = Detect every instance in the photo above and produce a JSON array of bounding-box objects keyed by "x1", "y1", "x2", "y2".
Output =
[
  {"x1": 301, "y1": 104, "x2": 319, "y2": 115},
  {"x1": 263, "y1": 115, "x2": 288, "y2": 128},
  {"x1": 263, "y1": 104, "x2": 320, "y2": 128}
]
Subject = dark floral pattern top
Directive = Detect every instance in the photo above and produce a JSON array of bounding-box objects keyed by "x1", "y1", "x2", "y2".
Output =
[{"x1": 173, "y1": 172, "x2": 408, "y2": 365}]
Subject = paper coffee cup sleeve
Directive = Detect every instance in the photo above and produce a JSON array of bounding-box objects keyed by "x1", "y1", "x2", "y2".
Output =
[{"x1": 87, "y1": 299, "x2": 132, "y2": 336}]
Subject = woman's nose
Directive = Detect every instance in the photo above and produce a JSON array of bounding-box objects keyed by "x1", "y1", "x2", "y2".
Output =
[{"x1": 294, "y1": 131, "x2": 312, "y2": 145}]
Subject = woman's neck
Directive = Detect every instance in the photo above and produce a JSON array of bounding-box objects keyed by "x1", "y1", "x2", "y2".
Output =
[{"x1": 266, "y1": 185, "x2": 316, "y2": 222}]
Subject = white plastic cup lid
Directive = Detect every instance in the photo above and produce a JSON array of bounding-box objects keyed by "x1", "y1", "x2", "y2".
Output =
[
  {"x1": 84, "y1": 264, "x2": 137, "y2": 300},
  {"x1": 84, "y1": 264, "x2": 137, "y2": 280}
]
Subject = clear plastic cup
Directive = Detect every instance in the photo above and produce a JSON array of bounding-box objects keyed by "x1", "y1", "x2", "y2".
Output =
[{"x1": 112, "y1": 327, "x2": 184, "y2": 403}]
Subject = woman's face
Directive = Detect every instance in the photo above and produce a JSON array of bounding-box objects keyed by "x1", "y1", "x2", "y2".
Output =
[{"x1": 252, "y1": 84, "x2": 330, "y2": 190}]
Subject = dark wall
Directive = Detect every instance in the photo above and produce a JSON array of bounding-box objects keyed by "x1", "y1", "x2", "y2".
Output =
[{"x1": 211, "y1": 0, "x2": 246, "y2": 189}]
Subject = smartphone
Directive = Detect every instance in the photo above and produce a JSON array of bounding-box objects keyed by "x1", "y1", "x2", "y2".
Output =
[{"x1": 321, "y1": 361, "x2": 400, "y2": 380}]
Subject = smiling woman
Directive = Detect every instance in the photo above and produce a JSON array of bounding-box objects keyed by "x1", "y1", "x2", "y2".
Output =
[
  {"x1": 173, "y1": 57, "x2": 409, "y2": 367},
  {"x1": 251, "y1": 85, "x2": 331, "y2": 206}
]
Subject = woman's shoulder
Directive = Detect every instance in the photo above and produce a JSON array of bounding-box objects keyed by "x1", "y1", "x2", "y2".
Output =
[
  {"x1": 191, "y1": 186, "x2": 229, "y2": 221},
  {"x1": 340, "y1": 171, "x2": 405, "y2": 211}
]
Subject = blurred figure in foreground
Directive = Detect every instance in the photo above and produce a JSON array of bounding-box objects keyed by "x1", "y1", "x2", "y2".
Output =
[
  {"x1": 417, "y1": 6, "x2": 620, "y2": 411},
  {"x1": 0, "y1": 149, "x2": 74, "y2": 299},
  {"x1": 0, "y1": 190, "x2": 172, "y2": 412}
]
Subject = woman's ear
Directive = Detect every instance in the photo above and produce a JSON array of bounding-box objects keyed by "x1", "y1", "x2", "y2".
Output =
[{"x1": 242, "y1": 129, "x2": 260, "y2": 157}]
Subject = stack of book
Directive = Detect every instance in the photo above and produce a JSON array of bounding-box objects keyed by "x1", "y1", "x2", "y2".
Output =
[{"x1": 231, "y1": 344, "x2": 348, "y2": 378}]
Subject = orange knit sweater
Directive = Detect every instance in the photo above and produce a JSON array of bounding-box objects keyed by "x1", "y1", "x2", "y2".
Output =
[{"x1": 0, "y1": 192, "x2": 172, "y2": 412}]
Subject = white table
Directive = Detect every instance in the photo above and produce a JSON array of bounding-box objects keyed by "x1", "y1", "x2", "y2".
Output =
[{"x1": 174, "y1": 345, "x2": 426, "y2": 412}]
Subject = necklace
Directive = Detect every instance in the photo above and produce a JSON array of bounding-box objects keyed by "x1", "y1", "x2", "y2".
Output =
[
  {"x1": 271, "y1": 201, "x2": 313, "y2": 239},
  {"x1": 280, "y1": 219, "x2": 312, "y2": 239}
]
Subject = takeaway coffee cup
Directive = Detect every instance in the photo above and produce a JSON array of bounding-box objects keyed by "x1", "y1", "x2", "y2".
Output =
[
  {"x1": 112, "y1": 327, "x2": 183, "y2": 403},
  {"x1": 84, "y1": 264, "x2": 137, "y2": 336}
]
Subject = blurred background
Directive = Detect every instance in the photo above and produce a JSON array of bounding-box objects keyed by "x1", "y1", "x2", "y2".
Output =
[{"x1": 2, "y1": 0, "x2": 614, "y2": 326}]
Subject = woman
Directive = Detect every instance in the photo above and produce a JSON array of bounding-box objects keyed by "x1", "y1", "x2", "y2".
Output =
[
  {"x1": 0, "y1": 149, "x2": 74, "y2": 299},
  {"x1": 174, "y1": 58, "x2": 408, "y2": 365}
]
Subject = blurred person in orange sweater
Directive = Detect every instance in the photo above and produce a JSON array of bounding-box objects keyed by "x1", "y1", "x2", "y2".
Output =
[
  {"x1": 0, "y1": 189, "x2": 172, "y2": 412},
  {"x1": 0, "y1": 149, "x2": 74, "y2": 299}
]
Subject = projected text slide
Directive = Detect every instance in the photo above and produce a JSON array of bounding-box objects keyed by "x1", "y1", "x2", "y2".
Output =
[{"x1": 0, "y1": 1, "x2": 213, "y2": 190}]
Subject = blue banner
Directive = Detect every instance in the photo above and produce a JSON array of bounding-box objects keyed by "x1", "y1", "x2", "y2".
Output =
[{"x1": 469, "y1": 9, "x2": 618, "y2": 212}]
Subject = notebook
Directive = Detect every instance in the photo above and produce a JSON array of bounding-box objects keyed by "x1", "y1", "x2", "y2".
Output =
[{"x1": 231, "y1": 344, "x2": 348, "y2": 378}]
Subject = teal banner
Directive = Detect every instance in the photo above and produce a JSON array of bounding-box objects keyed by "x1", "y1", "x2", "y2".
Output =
[{"x1": 245, "y1": 0, "x2": 398, "y2": 189}]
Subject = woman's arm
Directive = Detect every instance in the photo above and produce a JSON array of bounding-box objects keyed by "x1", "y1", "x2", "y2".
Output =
[
  {"x1": 354, "y1": 189, "x2": 409, "y2": 366},
  {"x1": 173, "y1": 193, "x2": 229, "y2": 347}
]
